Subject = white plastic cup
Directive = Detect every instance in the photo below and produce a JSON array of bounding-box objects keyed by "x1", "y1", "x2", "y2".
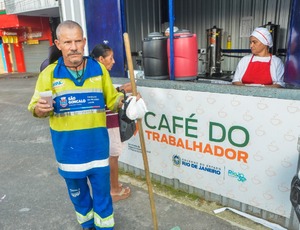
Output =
[{"x1": 40, "y1": 90, "x2": 53, "y2": 106}]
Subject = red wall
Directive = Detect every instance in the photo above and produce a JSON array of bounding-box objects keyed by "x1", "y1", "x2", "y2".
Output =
[{"x1": 0, "y1": 15, "x2": 53, "y2": 72}]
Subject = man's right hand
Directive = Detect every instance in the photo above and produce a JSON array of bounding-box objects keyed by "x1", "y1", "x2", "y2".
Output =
[{"x1": 34, "y1": 98, "x2": 54, "y2": 117}]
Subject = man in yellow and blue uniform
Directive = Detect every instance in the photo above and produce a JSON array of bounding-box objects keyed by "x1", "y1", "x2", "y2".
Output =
[{"x1": 28, "y1": 20, "x2": 123, "y2": 230}]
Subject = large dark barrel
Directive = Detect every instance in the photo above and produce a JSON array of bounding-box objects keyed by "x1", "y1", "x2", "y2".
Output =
[{"x1": 142, "y1": 32, "x2": 169, "y2": 80}]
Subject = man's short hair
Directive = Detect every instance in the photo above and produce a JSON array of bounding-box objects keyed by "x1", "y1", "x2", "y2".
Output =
[{"x1": 56, "y1": 20, "x2": 83, "y2": 40}]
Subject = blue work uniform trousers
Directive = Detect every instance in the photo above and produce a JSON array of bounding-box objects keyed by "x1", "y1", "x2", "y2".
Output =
[{"x1": 64, "y1": 168, "x2": 114, "y2": 229}]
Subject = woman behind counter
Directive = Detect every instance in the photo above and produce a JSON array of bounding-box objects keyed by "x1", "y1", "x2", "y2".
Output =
[{"x1": 232, "y1": 27, "x2": 285, "y2": 88}]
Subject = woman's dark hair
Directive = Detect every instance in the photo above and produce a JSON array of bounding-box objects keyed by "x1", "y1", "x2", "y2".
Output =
[
  {"x1": 90, "y1": 44, "x2": 112, "y2": 59},
  {"x1": 48, "y1": 45, "x2": 62, "y2": 63},
  {"x1": 40, "y1": 45, "x2": 62, "y2": 72}
]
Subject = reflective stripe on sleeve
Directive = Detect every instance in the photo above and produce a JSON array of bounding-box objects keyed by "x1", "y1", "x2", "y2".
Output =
[
  {"x1": 94, "y1": 212, "x2": 114, "y2": 228},
  {"x1": 58, "y1": 159, "x2": 109, "y2": 172}
]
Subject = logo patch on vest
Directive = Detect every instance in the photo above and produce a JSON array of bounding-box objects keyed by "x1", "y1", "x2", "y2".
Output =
[
  {"x1": 53, "y1": 80, "x2": 64, "y2": 89},
  {"x1": 60, "y1": 97, "x2": 68, "y2": 108}
]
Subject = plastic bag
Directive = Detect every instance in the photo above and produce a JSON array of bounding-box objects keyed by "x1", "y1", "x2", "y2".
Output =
[
  {"x1": 118, "y1": 90, "x2": 136, "y2": 142},
  {"x1": 125, "y1": 96, "x2": 148, "y2": 120}
]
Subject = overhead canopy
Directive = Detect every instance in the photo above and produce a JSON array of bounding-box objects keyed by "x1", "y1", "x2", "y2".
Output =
[{"x1": 0, "y1": 15, "x2": 51, "y2": 43}]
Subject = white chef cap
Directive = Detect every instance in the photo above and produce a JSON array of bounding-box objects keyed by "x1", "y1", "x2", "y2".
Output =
[{"x1": 251, "y1": 27, "x2": 273, "y2": 48}]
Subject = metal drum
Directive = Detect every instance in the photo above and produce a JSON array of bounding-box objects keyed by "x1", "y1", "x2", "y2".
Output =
[{"x1": 142, "y1": 32, "x2": 169, "y2": 80}]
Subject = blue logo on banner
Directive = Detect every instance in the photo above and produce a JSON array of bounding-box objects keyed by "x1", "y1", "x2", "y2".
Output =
[
  {"x1": 172, "y1": 155, "x2": 181, "y2": 167},
  {"x1": 228, "y1": 170, "x2": 247, "y2": 182}
]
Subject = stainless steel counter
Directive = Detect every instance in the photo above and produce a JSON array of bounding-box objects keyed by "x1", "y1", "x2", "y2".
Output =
[{"x1": 112, "y1": 77, "x2": 300, "y2": 101}]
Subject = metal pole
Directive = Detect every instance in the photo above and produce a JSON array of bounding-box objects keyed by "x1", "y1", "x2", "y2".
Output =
[{"x1": 169, "y1": 0, "x2": 175, "y2": 80}]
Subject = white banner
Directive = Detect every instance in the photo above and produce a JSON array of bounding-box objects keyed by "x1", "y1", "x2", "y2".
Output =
[{"x1": 120, "y1": 86, "x2": 300, "y2": 218}]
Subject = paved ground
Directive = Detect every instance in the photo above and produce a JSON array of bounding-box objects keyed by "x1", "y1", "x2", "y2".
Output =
[{"x1": 0, "y1": 74, "x2": 269, "y2": 230}]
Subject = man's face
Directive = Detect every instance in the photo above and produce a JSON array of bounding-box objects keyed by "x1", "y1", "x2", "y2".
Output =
[{"x1": 55, "y1": 27, "x2": 86, "y2": 67}]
